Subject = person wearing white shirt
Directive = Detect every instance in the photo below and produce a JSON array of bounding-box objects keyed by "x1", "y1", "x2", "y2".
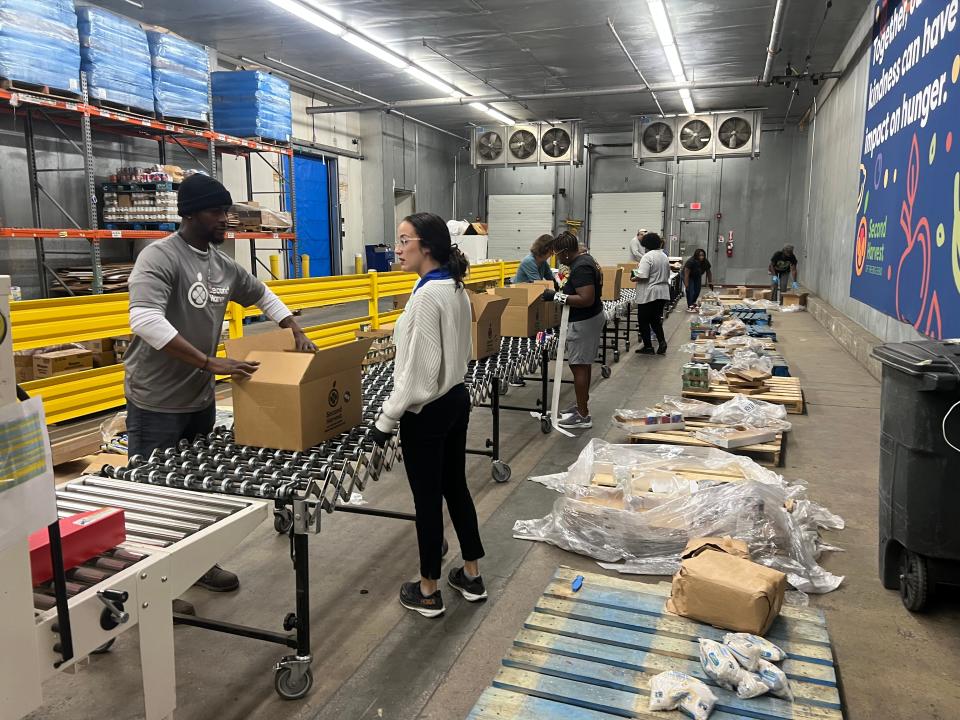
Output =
[
  {"x1": 370, "y1": 212, "x2": 486, "y2": 618},
  {"x1": 633, "y1": 233, "x2": 671, "y2": 355},
  {"x1": 629, "y1": 227, "x2": 648, "y2": 263}
]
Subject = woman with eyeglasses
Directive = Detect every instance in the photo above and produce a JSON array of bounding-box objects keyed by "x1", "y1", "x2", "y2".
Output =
[{"x1": 370, "y1": 212, "x2": 486, "y2": 618}]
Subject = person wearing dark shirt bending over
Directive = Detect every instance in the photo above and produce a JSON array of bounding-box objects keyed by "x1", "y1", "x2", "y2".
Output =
[
  {"x1": 768, "y1": 244, "x2": 799, "y2": 298},
  {"x1": 542, "y1": 231, "x2": 604, "y2": 430},
  {"x1": 683, "y1": 248, "x2": 713, "y2": 312},
  {"x1": 514, "y1": 233, "x2": 559, "y2": 287}
]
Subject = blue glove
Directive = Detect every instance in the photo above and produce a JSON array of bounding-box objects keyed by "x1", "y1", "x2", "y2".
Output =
[
  {"x1": 791, "y1": 281, "x2": 799, "y2": 290},
  {"x1": 771, "y1": 275, "x2": 779, "y2": 285}
]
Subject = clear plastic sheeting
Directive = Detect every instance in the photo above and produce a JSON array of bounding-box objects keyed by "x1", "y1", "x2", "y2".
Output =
[
  {"x1": 717, "y1": 350, "x2": 774, "y2": 377},
  {"x1": 660, "y1": 395, "x2": 716, "y2": 418},
  {"x1": 77, "y1": 6, "x2": 153, "y2": 111},
  {"x1": 780, "y1": 305, "x2": 807, "y2": 313},
  {"x1": 709, "y1": 395, "x2": 792, "y2": 432},
  {"x1": 517, "y1": 440, "x2": 843, "y2": 593},
  {"x1": 146, "y1": 29, "x2": 210, "y2": 122},
  {"x1": 0, "y1": 0, "x2": 80, "y2": 93},
  {"x1": 718, "y1": 318, "x2": 747, "y2": 338},
  {"x1": 212, "y1": 70, "x2": 293, "y2": 142}
]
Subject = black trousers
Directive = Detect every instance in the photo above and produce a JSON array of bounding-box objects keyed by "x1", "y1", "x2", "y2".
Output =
[
  {"x1": 638, "y1": 299, "x2": 667, "y2": 348},
  {"x1": 400, "y1": 384, "x2": 485, "y2": 580},
  {"x1": 126, "y1": 399, "x2": 216, "y2": 461}
]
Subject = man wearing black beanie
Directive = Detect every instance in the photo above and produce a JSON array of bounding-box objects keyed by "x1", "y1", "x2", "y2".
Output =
[{"x1": 125, "y1": 173, "x2": 316, "y2": 600}]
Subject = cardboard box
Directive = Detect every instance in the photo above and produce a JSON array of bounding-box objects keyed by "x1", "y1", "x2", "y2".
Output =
[
  {"x1": 617, "y1": 262, "x2": 638, "y2": 275},
  {"x1": 781, "y1": 291, "x2": 809, "y2": 307},
  {"x1": 80, "y1": 338, "x2": 114, "y2": 353},
  {"x1": 468, "y1": 291, "x2": 509, "y2": 360},
  {"x1": 736, "y1": 286, "x2": 749, "y2": 298},
  {"x1": 33, "y1": 348, "x2": 93, "y2": 378},
  {"x1": 600, "y1": 266, "x2": 623, "y2": 301},
  {"x1": 14, "y1": 352, "x2": 34, "y2": 383},
  {"x1": 225, "y1": 329, "x2": 373, "y2": 451},
  {"x1": 693, "y1": 427, "x2": 779, "y2": 449},
  {"x1": 356, "y1": 327, "x2": 395, "y2": 366},
  {"x1": 666, "y1": 540, "x2": 787, "y2": 634},
  {"x1": 393, "y1": 293, "x2": 410, "y2": 310},
  {"x1": 527, "y1": 280, "x2": 561, "y2": 328},
  {"x1": 750, "y1": 289, "x2": 772, "y2": 300},
  {"x1": 681, "y1": 536, "x2": 751, "y2": 560},
  {"x1": 90, "y1": 351, "x2": 117, "y2": 368},
  {"x1": 495, "y1": 284, "x2": 547, "y2": 337}
]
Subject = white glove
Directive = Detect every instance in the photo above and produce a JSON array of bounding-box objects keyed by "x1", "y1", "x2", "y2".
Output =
[{"x1": 554, "y1": 292, "x2": 569, "y2": 305}]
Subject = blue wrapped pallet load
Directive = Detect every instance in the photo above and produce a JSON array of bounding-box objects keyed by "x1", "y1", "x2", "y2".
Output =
[
  {"x1": 0, "y1": 0, "x2": 80, "y2": 94},
  {"x1": 211, "y1": 71, "x2": 293, "y2": 142},
  {"x1": 146, "y1": 29, "x2": 210, "y2": 124},
  {"x1": 77, "y1": 6, "x2": 153, "y2": 113}
]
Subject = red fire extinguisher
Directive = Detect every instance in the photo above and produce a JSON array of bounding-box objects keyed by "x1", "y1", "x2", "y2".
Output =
[{"x1": 726, "y1": 230, "x2": 734, "y2": 258}]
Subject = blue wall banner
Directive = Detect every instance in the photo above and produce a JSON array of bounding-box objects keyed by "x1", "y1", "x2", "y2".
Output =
[{"x1": 851, "y1": 0, "x2": 960, "y2": 338}]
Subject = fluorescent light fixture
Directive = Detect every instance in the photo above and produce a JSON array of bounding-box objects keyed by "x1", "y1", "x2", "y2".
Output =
[
  {"x1": 678, "y1": 88, "x2": 695, "y2": 115},
  {"x1": 663, "y1": 43, "x2": 685, "y2": 81},
  {"x1": 123, "y1": 0, "x2": 144, "y2": 7},
  {"x1": 267, "y1": 0, "x2": 345, "y2": 35},
  {"x1": 485, "y1": 107, "x2": 514, "y2": 125},
  {"x1": 343, "y1": 32, "x2": 408, "y2": 68},
  {"x1": 470, "y1": 102, "x2": 490, "y2": 112},
  {"x1": 647, "y1": 0, "x2": 675, "y2": 48},
  {"x1": 405, "y1": 66, "x2": 462, "y2": 97}
]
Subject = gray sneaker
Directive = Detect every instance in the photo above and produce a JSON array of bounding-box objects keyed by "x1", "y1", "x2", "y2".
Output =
[
  {"x1": 558, "y1": 404, "x2": 578, "y2": 419},
  {"x1": 558, "y1": 412, "x2": 593, "y2": 429}
]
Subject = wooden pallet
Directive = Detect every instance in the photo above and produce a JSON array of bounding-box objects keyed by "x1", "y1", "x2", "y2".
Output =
[
  {"x1": 683, "y1": 376, "x2": 804, "y2": 414},
  {"x1": 157, "y1": 113, "x2": 210, "y2": 129},
  {"x1": 628, "y1": 420, "x2": 786, "y2": 467},
  {"x1": 592, "y1": 462, "x2": 751, "y2": 487},
  {"x1": 0, "y1": 77, "x2": 81, "y2": 100},
  {"x1": 89, "y1": 98, "x2": 156, "y2": 119},
  {"x1": 467, "y1": 567, "x2": 841, "y2": 720}
]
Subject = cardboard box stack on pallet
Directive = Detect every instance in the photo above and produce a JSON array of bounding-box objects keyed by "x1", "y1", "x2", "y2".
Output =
[{"x1": 229, "y1": 201, "x2": 293, "y2": 231}]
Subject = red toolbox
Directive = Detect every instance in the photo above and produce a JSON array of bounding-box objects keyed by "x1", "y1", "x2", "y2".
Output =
[{"x1": 29, "y1": 508, "x2": 126, "y2": 586}]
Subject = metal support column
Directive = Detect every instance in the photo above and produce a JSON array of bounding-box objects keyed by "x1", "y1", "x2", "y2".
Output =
[
  {"x1": 245, "y1": 154, "x2": 257, "y2": 278},
  {"x1": 80, "y1": 72, "x2": 102, "y2": 294},
  {"x1": 23, "y1": 110, "x2": 49, "y2": 298},
  {"x1": 287, "y1": 145, "x2": 300, "y2": 278}
]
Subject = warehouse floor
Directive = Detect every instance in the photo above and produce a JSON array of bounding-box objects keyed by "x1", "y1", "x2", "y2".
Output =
[{"x1": 31, "y1": 308, "x2": 960, "y2": 720}]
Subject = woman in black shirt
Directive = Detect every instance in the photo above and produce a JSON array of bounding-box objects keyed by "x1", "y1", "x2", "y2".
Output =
[{"x1": 683, "y1": 248, "x2": 713, "y2": 312}]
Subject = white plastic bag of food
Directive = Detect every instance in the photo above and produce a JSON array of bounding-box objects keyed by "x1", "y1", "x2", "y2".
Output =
[
  {"x1": 757, "y1": 659, "x2": 793, "y2": 700},
  {"x1": 723, "y1": 633, "x2": 787, "y2": 670},
  {"x1": 648, "y1": 671, "x2": 717, "y2": 719},
  {"x1": 699, "y1": 639, "x2": 768, "y2": 699}
]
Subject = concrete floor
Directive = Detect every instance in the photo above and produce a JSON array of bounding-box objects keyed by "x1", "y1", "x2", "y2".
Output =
[{"x1": 30, "y1": 308, "x2": 960, "y2": 720}]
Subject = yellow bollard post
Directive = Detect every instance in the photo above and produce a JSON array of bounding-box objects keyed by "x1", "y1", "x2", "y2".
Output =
[
  {"x1": 301, "y1": 254, "x2": 310, "y2": 278},
  {"x1": 368, "y1": 271, "x2": 380, "y2": 329},
  {"x1": 269, "y1": 254, "x2": 281, "y2": 280},
  {"x1": 354, "y1": 253, "x2": 364, "y2": 275},
  {"x1": 227, "y1": 302, "x2": 244, "y2": 339}
]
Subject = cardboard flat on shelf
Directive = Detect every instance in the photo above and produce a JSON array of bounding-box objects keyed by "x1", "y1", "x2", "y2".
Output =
[
  {"x1": 225, "y1": 329, "x2": 374, "y2": 451},
  {"x1": 667, "y1": 545, "x2": 787, "y2": 635},
  {"x1": 468, "y1": 291, "x2": 509, "y2": 360}
]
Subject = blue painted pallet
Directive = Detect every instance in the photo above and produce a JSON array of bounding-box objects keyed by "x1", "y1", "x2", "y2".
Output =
[
  {"x1": 467, "y1": 567, "x2": 842, "y2": 720},
  {"x1": 748, "y1": 328, "x2": 778, "y2": 341}
]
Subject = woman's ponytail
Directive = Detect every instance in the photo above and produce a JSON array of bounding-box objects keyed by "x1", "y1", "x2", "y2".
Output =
[{"x1": 446, "y1": 243, "x2": 469, "y2": 287}]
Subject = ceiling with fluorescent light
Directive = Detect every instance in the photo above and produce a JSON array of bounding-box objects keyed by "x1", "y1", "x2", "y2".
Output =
[{"x1": 91, "y1": 0, "x2": 870, "y2": 132}]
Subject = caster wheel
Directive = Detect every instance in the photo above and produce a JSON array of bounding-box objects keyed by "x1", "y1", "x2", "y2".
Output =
[
  {"x1": 274, "y1": 666, "x2": 313, "y2": 700},
  {"x1": 492, "y1": 461, "x2": 512, "y2": 484},
  {"x1": 601, "y1": 365, "x2": 612, "y2": 379},
  {"x1": 899, "y1": 549, "x2": 931, "y2": 612},
  {"x1": 274, "y1": 509, "x2": 293, "y2": 534},
  {"x1": 540, "y1": 417, "x2": 552, "y2": 434},
  {"x1": 614, "y1": 351, "x2": 621, "y2": 363},
  {"x1": 441, "y1": 537, "x2": 449, "y2": 557},
  {"x1": 91, "y1": 638, "x2": 116, "y2": 655}
]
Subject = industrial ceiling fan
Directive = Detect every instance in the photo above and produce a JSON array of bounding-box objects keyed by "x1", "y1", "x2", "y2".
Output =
[
  {"x1": 679, "y1": 119, "x2": 712, "y2": 151},
  {"x1": 718, "y1": 116, "x2": 752, "y2": 149},
  {"x1": 509, "y1": 129, "x2": 538, "y2": 160},
  {"x1": 476, "y1": 131, "x2": 504, "y2": 161},
  {"x1": 540, "y1": 127, "x2": 571, "y2": 158},
  {"x1": 642, "y1": 121, "x2": 674, "y2": 153}
]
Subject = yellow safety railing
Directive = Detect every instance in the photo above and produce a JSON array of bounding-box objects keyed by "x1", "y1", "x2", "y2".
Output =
[{"x1": 14, "y1": 260, "x2": 521, "y2": 425}]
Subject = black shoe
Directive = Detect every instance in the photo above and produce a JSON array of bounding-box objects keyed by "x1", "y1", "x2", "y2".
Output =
[
  {"x1": 172, "y1": 598, "x2": 196, "y2": 616},
  {"x1": 657, "y1": 343, "x2": 668, "y2": 355},
  {"x1": 448, "y1": 566, "x2": 488, "y2": 602},
  {"x1": 194, "y1": 564, "x2": 239, "y2": 592},
  {"x1": 399, "y1": 581, "x2": 445, "y2": 617},
  {"x1": 636, "y1": 347, "x2": 655, "y2": 355}
]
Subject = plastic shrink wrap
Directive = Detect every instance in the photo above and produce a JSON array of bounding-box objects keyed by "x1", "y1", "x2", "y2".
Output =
[
  {"x1": 147, "y1": 29, "x2": 209, "y2": 122},
  {"x1": 516, "y1": 440, "x2": 843, "y2": 593},
  {"x1": 78, "y1": 6, "x2": 152, "y2": 111},
  {"x1": 212, "y1": 70, "x2": 292, "y2": 142},
  {"x1": 0, "y1": 0, "x2": 79, "y2": 93}
]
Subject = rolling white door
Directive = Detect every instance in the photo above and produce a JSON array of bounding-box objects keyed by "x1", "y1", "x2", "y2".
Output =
[
  {"x1": 588, "y1": 192, "x2": 664, "y2": 264},
  {"x1": 487, "y1": 194, "x2": 554, "y2": 261}
]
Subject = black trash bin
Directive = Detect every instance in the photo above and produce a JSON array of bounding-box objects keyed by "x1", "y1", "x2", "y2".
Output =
[{"x1": 873, "y1": 341, "x2": 960, "y2": 611}]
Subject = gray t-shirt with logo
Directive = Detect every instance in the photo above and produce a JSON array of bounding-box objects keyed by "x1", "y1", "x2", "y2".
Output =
[{"x1": 124, "y1": 233, "x2": 265, "y2": 412}]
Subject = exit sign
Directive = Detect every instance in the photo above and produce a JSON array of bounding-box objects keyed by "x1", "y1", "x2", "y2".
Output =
[{"x1": 689, "y1": 202, "x2": 702, "y2": 210}]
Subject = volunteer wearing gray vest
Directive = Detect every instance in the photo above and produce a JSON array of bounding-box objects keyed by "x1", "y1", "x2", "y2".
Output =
[{"x1": 125, "y1": 173, "x2": 316, "y2": 595}]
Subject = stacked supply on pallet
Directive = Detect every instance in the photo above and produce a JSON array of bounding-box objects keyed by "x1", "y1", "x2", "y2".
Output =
[
  {"x1": 146, "y1": 28, "x2": 210, "y2": 123},
  {"x1": 0, "y1": 0, "x2": 80, "y2": 94},
  {"x1": 211, "y1": 70, "x2": 292, "y2": 142},
  {"x1": 77, "y1": 6, "x2": 153, "y2": 112}
]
